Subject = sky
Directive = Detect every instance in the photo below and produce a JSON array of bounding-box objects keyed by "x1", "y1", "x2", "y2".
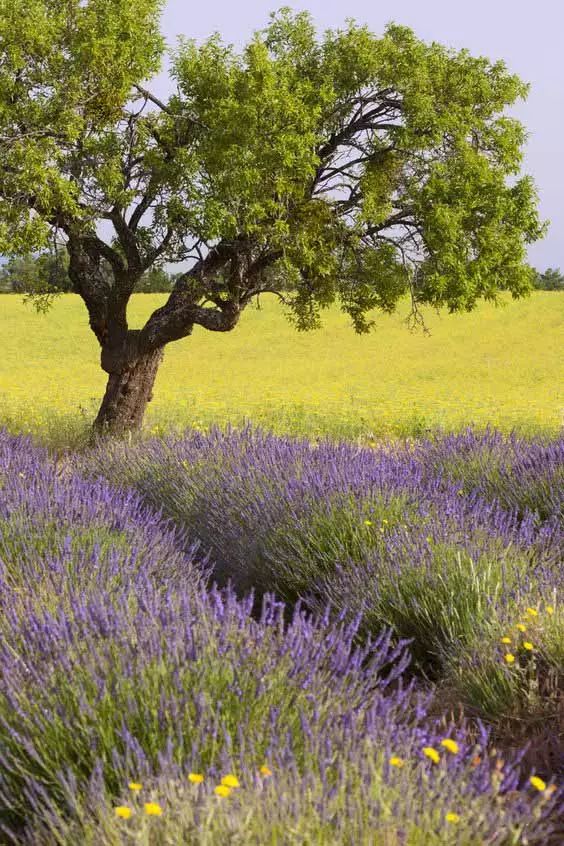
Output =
[{"x1": 153, "y1": 0, "x2": 563, "y2": 270}]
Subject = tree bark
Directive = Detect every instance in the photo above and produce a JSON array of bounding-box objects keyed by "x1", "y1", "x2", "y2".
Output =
[{"x1": 93, "y1": 344, "x2": 164, "y2": 437}]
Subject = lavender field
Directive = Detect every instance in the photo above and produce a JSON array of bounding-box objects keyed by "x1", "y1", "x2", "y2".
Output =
[
  {"x1": 2, "y1": 0, "x2": 563, "y2": 840},
  {"x1": 0, "y1": 426, "x2": 561, "y2": 844}
]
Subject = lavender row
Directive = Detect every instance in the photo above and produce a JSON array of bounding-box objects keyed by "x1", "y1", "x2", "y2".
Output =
[
  {"x1": 0, "y1": 428, "x2": 207, "y2": 606},
  {"x1": 82, "y1": 424, "x2": 562, "y2": 630},
  {"x1": 0, "y1": 577, "x2": 559, "y2": 843}
]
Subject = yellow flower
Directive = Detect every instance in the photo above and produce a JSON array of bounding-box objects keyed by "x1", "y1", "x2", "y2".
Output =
[
  {"x1": 522, "y1": 642, "x2": 534, "y2": 651},
  {"x1": 526, "y1": 607, "x2": 538, "y2": 617},
  {"x1": 214, "y1": 785, "x2": 232, "y2": 797},
  {"x1": 445, "y1": 812, "x2": 460, "y2": 824},
  {"x1": 128, "y1": 782, "x2": 142, "y2": 792},
  {"x1": 221, "y1": 774, "x2": 240, "y2": 788},
  {"x1": 529, "y1": 776, "x2": 547, "y2": 792},
  {"x1": 516, "y1": 624, "x2": 526, "y2": 632},
  {"x1": 144, "y1": 802, "x2": 163, "y2": 816},
  {"x1": 389, "y1": 756, "x2": 404, "y2": 768},
  {"x1": 188, "y1": 773, "x2": 204, "y2": 784},
  {"x1": 259, "y1": 765, "x2": 273, "y2": 777},
  {"x1": 546, "y1": 605, "x2": 554, "y2": 615},
  {"x1": 441, "y1": 739, "x2": 459, "y2": 755},
  {"x1": 114, "y1": 806, "x2": 132, "y2": 820},
  {"x1": 504, "y1": 653, "x2": 515, "y2": 664},
  {"x1": 364, "y1": 519, "x2": 373, "y2": 526},
  {"x1": 423, "y1": 747, "x2": 440, "y2": 764},
  {"x1": 500, "y1": 636, "x2": 512, "y2": 644}
]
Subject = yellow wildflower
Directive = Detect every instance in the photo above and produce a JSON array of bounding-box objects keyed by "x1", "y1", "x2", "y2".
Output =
[
  {"x1": 128, "y1": 782, "x2": 142, "y2": 792},
  {"x1": 441, "y1": 739, "x2": 459, "y2": 755},
  {"x1": 389, "y1": 756, "x2": 404, "y2": 768},
  {"x1": 144, "y1": 802, "x2": 163, "y2": 816},
  {"x1": 188, "y1": 773, "x2": 204, "y2": 784},
  {"x1": 423, "y1": 747, "x2": 440, "y2": 764},
  {"x1": 516, "y1": 624, "x2": 526, "y2": 632},
  {"x1": 529, "y1": 776, "x2": 547, "y2": 792},
  {"x1": 504, "y1": 653, "x2": 515, "y2": 664},
  {"x1": 526, "y1": 607, "x2": 538, "y2": 618},
  {"x1": 214, "y1": 785, "x2": 232, "y2": 798},
  {"x1": 523, "y1": 642, "x2": 534, "y2": 651},
  {"x1": 114, "y1": 806, "x2": 132, "y2": 820},
  {"x1": 221, "y1": 774, "x2": 240, "y2": 788},
  {"x1": 500, "y1": 637, "x2": 511, "y2": 644},
  {"x1": 546, "y1": 605, "x2": 554, "y2": 615},
  {"x1": 259, "y1": 765, "x2": 273, "y2": 777},
  {"x1": 445, "y1": 812, "x2": 460, "y2": 824},
  {"x1": 364, "y1": 519, "x2": 373, "y2": 526}
]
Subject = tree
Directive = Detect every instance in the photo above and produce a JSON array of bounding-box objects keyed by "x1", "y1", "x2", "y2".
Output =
[
  {"x1": 533, "y1": 268, "x2": 564, "y2": 291},
  {"x1": 137, "y1": 266, "x2": 173, "y2": 293},
  {"x1": 0, "y1": 3, "x2": 546, "y2": 436},
  {"x1": 0, "y1": 250, "x2": 72, "y2": 296},
  {"x1": 0, "y1": 255, "x2": 41, "y2": 293}
]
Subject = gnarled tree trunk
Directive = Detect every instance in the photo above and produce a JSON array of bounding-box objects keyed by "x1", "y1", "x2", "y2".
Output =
[{"x1": 93, "y1": 335, "x2": 164, "y2": 437}]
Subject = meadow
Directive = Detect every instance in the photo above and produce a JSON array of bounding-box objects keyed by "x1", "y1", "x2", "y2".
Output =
[
  {"x1": 0, "y1": 292, "x2": 562, "y2": 448},
  {"x1": 0, "y1": 292, "x2": 562, "y2": 844}
]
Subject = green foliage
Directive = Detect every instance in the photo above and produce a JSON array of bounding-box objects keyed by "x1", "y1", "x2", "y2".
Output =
[
  {"x1": 136, "y1": 266, "x2": 174, "y2": 293},
  {"x1": 0, "y1": 4, "x2": 546, "y2": 340},
  {"x1": 0, "y1": 0, "x2": 164, "y2": 253},
  {"x1": 447, "y1": 602, "x2": 562, "y2": 734},
  {"x1": 371, "y1": 551, "x2": 511, "y2": 669},
  {"x1": 0, "y1": 250, "x2": 71, "y2": 294},
  {"x1": 169, "y1": 9, "x2": 546, "y2": 324},
  {"x1": 257, "y1": 492, "x2": 417, "y2": 602},
  {"x1": 533, "y1": 268, "x2": 564, "y2": 291}
]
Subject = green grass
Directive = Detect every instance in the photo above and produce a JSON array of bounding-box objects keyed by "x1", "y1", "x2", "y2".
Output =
[{"x1": 0, "y1": 291, "x2": 562, "y2": 448}]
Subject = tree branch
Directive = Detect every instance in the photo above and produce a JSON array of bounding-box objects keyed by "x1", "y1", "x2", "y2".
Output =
[
  {"x1": 142, "y1": 227, "x2": 174, "y2": 270},
  {"x1": 133, "y1": 84, "x2": 173, "y2": 115},
  {"x1": 129, "y1": 193, "x2": 154, "y2": 231},
  {"x1": 109, "y1": 208, "x2": 142, "y2": 272},
  {"x1": 82, "y1": 233, "x2": 126, "y2": 275}
]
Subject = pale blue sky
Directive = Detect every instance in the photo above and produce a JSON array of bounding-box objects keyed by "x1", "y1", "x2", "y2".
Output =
[{"x1": 154, "y1": 0, "x2": 562, "y2": 270}]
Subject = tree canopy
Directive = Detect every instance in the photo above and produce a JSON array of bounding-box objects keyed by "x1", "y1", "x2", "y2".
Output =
[{"x1": 0, "y1": 2, "x2": 546, "y2": 433}]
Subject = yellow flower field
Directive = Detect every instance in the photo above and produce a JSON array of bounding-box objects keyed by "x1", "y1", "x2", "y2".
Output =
[{"x1": 0, "y1": 292, "x2": 562, "y2": 445}]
